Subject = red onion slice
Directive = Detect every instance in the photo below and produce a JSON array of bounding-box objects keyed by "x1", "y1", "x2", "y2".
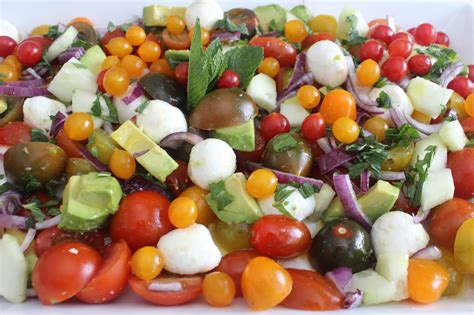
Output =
[
  {"x1": 35, "y1": 215, "x2": 61, "y2": 230},
  {"x1": 316, "y1": 137, "x2": 333, "y2": 154},
  {"x1": 160, "y1": 132, "x2": 204, "y2": 150},
  {"x1": 211, "y1": 31, "x2": 241, "y2": 42},
  {"x1": 440, "y1": 61, "x2": 464, "y2": 88},
  {"x1": 316, "y1": 148, "x2": 355, "y2": 174},
  {"x1": 57, "y1": 47, "x2": 86, "y2": 64},
  {"x1": 360, "y1": 170, "x2": 370, "y2": 193},
  {"x1": 333, "y1": 174, "x2": 372, "y2": 230},
  {"x1": 325, "y1": 267, "x2": 353, "y2": 294},
  {"x1": 346, "y1": 80, "x2": 384, "y2": 114},
  {"x1": 380, "y1": 171, "x2": 406, "y2": 181},
  {"x1": 0, "y1": 190, "x2": 22, "y2": 215},
  {"x1": 343, "y1": 289, "x2": 363, "y2": 309},
  {"x1": 0, "y1": 85, "x2": 49, "y2": 97},
  {"x1": 0, "y1": 214, "x2": 27, "y2": 229},
  {"x1": 122, "y1": 84, "x2": 144, "y2": 105},
  {"x1": 412, "y1": 245, "x2": 442, "y2": 260},
  {"x1": 49, "y1": 111, "x2": 67, "y2": 138},
  {"x1": 345, "y1": 56, "x2": 381, "y2": 109},
  {"x1": 24, "y1": 68, "x2": 42, "y2": 80},
  {"x1": 79, "y1": 147, "x2": 109, "y2": 172},
  {"x1": 4, "y1": 79, "x2": 44, "y2": 87},
  {"x1": 19, "y1": 228, "x2": 36, "y2": 252}
]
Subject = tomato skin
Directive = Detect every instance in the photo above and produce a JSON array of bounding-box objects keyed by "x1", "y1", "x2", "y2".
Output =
[
  {"x1": 468, "y1": 65, "x2": 474, "y2": 82},
  {"x1": 260, "y1": 113, "x2": 291, "y2": 142},
  {"x1": 128, "y1": 276, "x2": 202, "y2": 306},
  {"x1": 281, "y1": 269, "x2": 343, "y2": 310},
  {"x1": 359, "y1": 39, "x2": 384, "y2": 62},
  {"x1": 216, "y1": 69, "x2": 240, "y2": 89},
  {"x1": 369, "y1": 25, "x2": 394, "y2": 45},
  {"x1": 165, "y1": 160, "x2": 191, "y2": 197},
  {"x1": 0, "y1": 122, "x2": 31, "y2": 146},
  {"x1": 215, "y1": 249, "x2": 261, "y2": 296},
  {"x1": 391, "y1": 32, "x2": 413, "y2": 43},
  {"x1": 301, "y1": 113, "x2": 326, "y2": 141},
  {"x1": 408, "y1": 54, "x2": 432, "y2": 76},
  {"x1": 302, "y1": 33, "x2": 335, "y2": 49},
  {"x1": 97, "y1": 69, "x2": 107, "y2": 93},
  {"x1": 429, "y1": 198, "x2": 474, "y2": 251},
  {"x1": 32, "y1": 242, "x2": 102, "y2": 305},
  {"x1": 101, "y1": 28, "x2": 125, "y2": 46},
  {"x1": 26, "y1": 36, "x2": 52, "y2": 49},
  {"x1": 447, "y1": 148, "x2": 474, "y2": 199},
  {"x1": 435, "y1": 32, "x2": 450, "y2": 46},
  {"x1": 162, "y1": 29, "x2": 191, "y2": 50},
  {"x1": 14, "y1": 39, "x2": 43, "y2": 67},
  {"x1": 447, "y1": 76, "x2": 473, "y2": 99},
  {"x1": 381, "y1": 56, "x2": 408, "y2": 83},
  {"x1": 414, "y1": 23, "x2": 437, "y2": 46},
  {"x1": 0, "y1": 36, "x2": 17, "y2": 58},
  {"x1": 249, "y1": 37, "x2": 297, "y2": 67},
  {"x1": 110, "y1": 191, "x2": 173, "y2": 252},
  {"x1": 76, "y1": 240, "x2": 132, "y2": 304},
  {"x1": 461, "y1": 117, "x2": 474, "y2": 135},
  {"x1": 55, "y1": 128, "x2": 83, "y2": 158},
  {"x1": 174, "y1": 61, "x2": 189, "y2": 85},
  {"x1": 388, "y1": 39, "x2": 413, "y2": 58},
  {"x1": 250, "y1": 214, "x2": 311, "y2": 259}
]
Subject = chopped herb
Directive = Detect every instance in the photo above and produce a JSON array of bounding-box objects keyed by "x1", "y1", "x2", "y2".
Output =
[
  {"x1": 376, "y1": 91, "x2": 392, "y2": 108},
  {"x1": 36, "y1": 50, "x2": 53, "y2": 74},
  {"x1": 10, "y1": 174, "x2": 42, "y2": 193},
  {"x1": 87, "y1": 131, "x2": 96, "y2": 146},
  {"x1": 0, "y1": 182, "x2": 11, "y2": 194},
  {"x1": 23, "y1": 200, "x2": 47, "y2": 222},
  {"x1": 89, "y1": 93, "x2": 119, "y2": 124},
  {"x1": 385, "y1": 124, "x2": 421, "y2": 148},
  {"x1": 402, "y1": 145, "x2": 437, "y2": 207},
  {"x1": 90, "y1": 147, "x2": 100, "y2": 158},
  {"x1": 214, "y1": 16, "x2": 249, "y2": 35},
  {"x1": 272, "y1": 184, "x2": 296, "y2": 218},
  {"x1": 347, "y1": 135, "x2": 388, "y2": 178},
  {"x1": 72, "y1": 62, "x2": 88, "y2": 69},
  {"x1": 444, "y1": 114, "x2": 456, "y2": 122},
  {"x1": 287, "y1": 181, "x2": 319, "y2": 197},
  {"x1": 374, "y1": 77, "x2": 388, "y2": 88},
  {"x1": 31, "y1": 128, "x2": 49, "y2": 142},
  {"x1": 466, "y1": 139, "x2": 474, "y2": 147},
  {"x1": 47, "y1": 208, "x2": 61, "y2": 216},
  {"x1": 45, "y1": 179, "x2": 64, "y2": 197},
  {"x1": 120, "y1": 23, "x2": 133, "y2": 32},
  {"x1": 229, "y1": 39, "x2": 249, "y2": 46},
  {"x1": 417, "y1": 45, "x2": 458, "y2": 84},
  {"x1": 341, "y1": 15, "x2": 367, "y2": 47},
  {"x1": 45, "y1": 24, "x2": 60, "y2": 40},
  {"x1": 209, "y1": 180, "x2": 234, "y2": 209},
  {"x1": 107, "y1": 21, "x2": 116, "y2": 32},
  {"x1": 135, "y1": 100, "x2": 151, "y2": 114},
  {"x1": 72, "y1": 38, "x2": 89, "y2": 48},
  {"x1": 271, "y1": 133, "x2": 300, "y2": 153}
]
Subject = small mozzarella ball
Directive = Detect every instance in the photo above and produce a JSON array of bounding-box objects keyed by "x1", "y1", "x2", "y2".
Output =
[
  {"x1": 257, "y1": 187, "x2": 316, "y2": 221},
  {"x1": 185, "y1": 0, "x2": 224, "y2": 30},
  {"x1": 23, "y1": 96, "x2": 67, "y2": 133},
  {"x1": 306, "y1": 40, "x2": 348, "y2": 87}
]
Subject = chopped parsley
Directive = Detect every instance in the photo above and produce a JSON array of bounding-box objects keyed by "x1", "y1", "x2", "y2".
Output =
[
  {"x1": 45, "y1": 24, "x2": 60, "y2": 40},
  {"x1": 287, "y1": 181, "x2": 320, "y2": 197},
  {"x1": 0, "y1": 182, "x2": 11, "y2": 194},
  {"x1": 376, "y1": 91, "x2": 392, "y2": 108},
  {"x1": 45, "y1": 179, "x2": 64, "y2": 197},
  {"x1": 271, "y1": 133, "x2": 300, "y2": 153},
  {"x1": 31, "y1": 128, "x2": 49, "y2": 142},
  {"x1": 272, "y1": 184, "x2": 296, "y2": 218},
  {"x1": 209, "y1": 180, "x2": 234, "y2": 210},
  {"x1": 374, "y1": 77, "x2": 388, "y2": 88},
  {"x1": 89, "y1": 93, "x2": 119, "y2": 124},
  {"x1": 416, "y1": 45, "x2": 458, "y2": 84},
  {"x1": 385, "y1": 124, "x2": 421, "y2": 148},
  {"x1": 346, "y1": 135, "x2": 388, "y2": 178}
]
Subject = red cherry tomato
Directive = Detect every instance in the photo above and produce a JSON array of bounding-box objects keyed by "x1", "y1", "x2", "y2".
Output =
[
  {"x1": 14, "y1": 39, "x2": 43, "y2": 67},
  {"x1": 393, "y1": 190, "x2": 419, "y2": 215},
  {"x1": 414, "y1": 23, "x2": 437, "y2": 46},
  {"x1": 359, "y1": 39, "x2": 385, "y2": 62},
  {"x1": 216, "y1": 69, "x2": 240, "y2": 89},
  {"x1": 165, "y1": 160, "x2": 191, "y2": 197},
  {"x1": 260, "y1": 113, "x2": 291, "y2": 141},
  {"x1": 97, "y1": 69, "x2": 107, "y2": 93},
  {"x1": 76, "y1": 240, "x2": 132, "y2": 304},
  {"x1": 235, "y1": 130, "x2": 266, "y2": 170},
  {"x1": 54, "y1": 128, "x2": 83, "y2": 158},
  {"x1": 407, "y1": 27, "x2": 416, "y2": 35},
  {"x1": 435, "y1": 31, "x2": 450, "y2": 46},
  {"x1": 215, "y1": 249, "x2": 261, "y2": 296},
  {"x1": 388, "y1": 39, "x2": 413, "y2": 58},
  {"x1": 129, "y1": 276, "x2": 202, "y2": 305},
  {"x1": 468, "y1": 65, "x2": 474, "y2": 82},
  {"x1": 302, "y1": 113, "x2": 326, "y2": 142},
  {"x1": 369, "y1": 25, "x2": 394, "y2": 45},
  {"x1": 26, "y1": 36, "x2": 53, "y2": 49},
  {"x1": 162, "y1": 29, "x2": 191, "y2": 50},
  {"x1": 250, "y1": 214, "x2": 311, "y2": 259},
  {"x1": 391, "y1": 32, "x2": 413, "y2": 44},
  {"x1": 110, "y1": 191, "x2": 173, "y2": 252},
  {"x1": 174, "y1": 61, "x2": 189, "y2": 85},
  {"x1": 0, "y1": 36, "x2": 17, "y2": 58},
  {"x1": 461, "y1": 117, "x2": 474, "y2": 135},
  {"x1": 0, "y1": 122, "x2": 32, "y2": 146},
  {"x1": 281, "y1": 269, "x2": 343, "y2": 310},
  {"x1": 34, "y1": 226, "x2": 105, "y2": 257},
  {"x1": 302, "y1": 32, "x2": 335, "y2": 49},
  {"x1": 429, "y1": 198, "x2": 474, "y2": 251},
  {"x1": 32, "y1": 242, "x2": 102, "y2": 305},
  {"x1": 381, "y1": 56, "x2": 408, "y2": 82},
  {"x1": 249, "y1": 37, "x2": 297, "y2": 67},
  {"x1": 447, "y1": 148, "x2": 474, "y2": 199},
  {"x1": 101, "y1": 28, "x2": 125, "y2": 46},
  {"x1": 408, "y1": 54, "x2": 432, "y2": 76},
  {"x1": 447, "y1": 76, "x2": 473, "y2": 99}
]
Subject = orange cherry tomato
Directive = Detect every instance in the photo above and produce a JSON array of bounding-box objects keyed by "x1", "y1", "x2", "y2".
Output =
[
  {"x1": 103, "y1": 66, "x2": 130, "y2": 96},
  {"x1": 162, "y1": 29, "x2": 191, "y2": 50},
  {"x1": 149, "y1": 58, "x2": 175, "y2": 78},
  {"x1": 319, "y1": 89, "x2": 357, "y2": 124},
  {"x1": 137, "y1": 41, "x2": 161, "y2": 63},
  {"x1": 284, "y1": 20, "x2": 308, "y2": 42},
  {"x1": 121, "y1": 54, "x2": 146, "y2": 78},
  {"x1": 332, "y1": 117, "x2": 360, "y2": 144},
  {"x1": 67, "y1": 17, "x2": 94, "y2": 27},
  {"x1": 125, "y1": 25, "x2": 146, "y2": 46},
  {"x1": 408, "y1": 258, "x2": 449, "y2": 304},
  {"x1": 168, "y1": 196, "x2": 198, "y2": 228},
  {"x1": 202, "y1": 271, "x2": 236, "y2": 307},
  {"x1": 166, "y1": 15, "x2": 186, "y2": 35},
  {"x1": 180, "y1": 186, "x2": 216, "y2": 226},
  {"x1": 64, "y1": 112, "x2": 94, "y2": 141},
  {"x1": 130, "y1": 246, "x2": 164, "y2": 281},
  {"x1": 297, "y1": 85, "x2": 321, "y2": 109},
  {"x1": 105, "y1": 37, "x2": 133, "y2": 58},
  {"x1": 258, "y1": 57, "x2": 280, "y2": 78},
  {"x1": 246, "y1": 169, "x2": 278, "y2": 198},
  {"x1": 109, "y1": 149, "x2": 136, "y2": 179}
]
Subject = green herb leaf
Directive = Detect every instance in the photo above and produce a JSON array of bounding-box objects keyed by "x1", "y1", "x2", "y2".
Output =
[
  {"x1": 72, "y1": 38, "x2": 89, "y2": 48},
  {"x1": 0, "y1": 182, "x2": 11, "y2": 194},
  {"x1": 385, "y1": 124, "x2": 421, "y2": 148},
  {"x1": 90, "y1": 147, "x2": 100, "y2": 158},
  {"x1": 107, "y1": 21, "x2": 116, "y2": 32},
  {"x1": 376, "y1": 91, "x2": 392, "y2": 108},
  {"x1": 101, "y1": 94, "x2": 119, "y2": 123},
  {"x1": 348, "y1": 162, "x2": 371, "y2": 178},
  {"x1": 418, "y1": 45, "x2": 458, "y2": 84},
  {"x1": 164, "y1": 50, "x2": 190, "y2": 69},
  {"x1": 31, "y1": 128, "x2": 49, "y2": 142},
  {"x1": 90, "y1": 94, "x2": 103, "y2": 118},
  {"x1": 271, "y1": 133, "x2": 300, "y2": 153},
  {"x1": 45, "y1": 179, "x2": 64, "y2": 197},
  {"x1": 272, "y1": 184, "x2": 296, "y2": 218},
  {"x1": 205, "y1": 39, "x2": 227, "y2": 89},
  {"x1": 10, "y1": 174, "x2": 42, "y2": 193},
  {"x1": 287, "y1": 181, "x2": 319, "y2": 197},
  {"x1": 346, "y1": 135, "x2": 388, "y2": 178},
  {"x1": 209, "y1": 180, "x2": 234, "y2": 210},
  {"x1": 187, "y1": 19, "x2": 209, "y2": 109},
  {"x1": 214, "y1": 16, "x2": 249, "y2": 36},
  {"x1": 120, "y1": 23, "x2": 133, "y2": 32},
  {"x1": 45, "y1": 25, "x2": 60, "y2": 40},
  {"x1": 26, "y1": 216, "x2": 35, "y2": 229},
  {"x1": 72, "y1": 62, "x2": 88, "y2": 69},
  {"x1": 135, "y1": 100, "x2": 151, "y2": 114},
  {"x1": 341, "y1": 15, "x2": 367, "y2": 47},
  {"x1": 23, "y1": 200, "x2": 46, "y2": 222},
  {"x1": 225, "y1": 45, "x2": 264, "y2": 89},
  {"x1": 47, "y1": 208, "x2": 61, "y2": 216},
  {"x1": 374, "y1": 77, "x2": 388, "y2": 88}
]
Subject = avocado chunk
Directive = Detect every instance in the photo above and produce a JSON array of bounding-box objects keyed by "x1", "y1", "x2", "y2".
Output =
[
  {"x1": 165, "y1": 49, "x2": 190, "y2": 69},
  {"x1": 111, "y1": 120, "x2": 178, "y2": 181},
  {"x1": 254, "y1": 4, "x2": 287, "y2": 33},
  {"x1": 59, "y1": 172, "x2": 122, "y2": 232},
  {"x1": 212, "y1": 119, "x2": 255, "y2": 152},
  {"x1": 80, "y1": 45, "x2": 106, "y2": 75},
  {"x1": 206, "y1": 172, "x2": 262, "y2": 224},
  {"x1": 142, "y1": 5, "x2": 186, "y2": 27},
  {"x1": 322, "y1": 180, "x2": 400, "y2": 223}
]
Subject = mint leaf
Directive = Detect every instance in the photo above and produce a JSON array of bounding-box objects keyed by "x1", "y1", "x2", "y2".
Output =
[
  {"x1": 271, "y1": 133, "x2": 300, "y2": 153},
  {"x1": 107, "y1": 21, "x2": 116, "y2": 32},
  {"x1": 214, "y1": 16, "x2": 249, "y2": 36},
  {"x1": 225, "y1": 45, "x2": 264, "y2": 89},
  {"x1": 31, "y1": 128, "x2": 49, "y2": 142},
  {"x1": 187, "y1": 19, "x2": 209, "y2": 109},
  {"x1": 287, "y1": 181, "x2": 318, "y2": 198},
  {"x1": 135, "y1": 100, "x2": 150, "y2": 114},
  {"x1": 209, "y1": 180, "x2": 234, "y2": 209},
  {"x1": 376, "y1": 91, "x2": 392, "y2": 108},
  {"x1": 385, "y1": 124, "x2": 421, "y2": 148},
  {"x1": 47, "y1": 208, "x2": 61, "y2": 216},
  {"x1": 205, "y1": 39, "x2": 227, "y2": 88},
  {"x1": 342, "y1": 15, "x2": 367, "y2": 47},
  {"x1": 346, "y1": 135, "x2": 388, "y2": 178}
]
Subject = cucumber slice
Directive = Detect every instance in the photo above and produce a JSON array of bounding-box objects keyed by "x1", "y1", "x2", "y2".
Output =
[
  {"x1": 80, "y1": 45, "x2": 106, "y2": 75},
  {"x1": 420, "y1": 168, "x2": 455, "y2": 212},
  {"x1": 406, "y1": 77, "x2": 453, "y2": 118},
  {"x1": 336, "y1": 6, "x2": 369, "y2": 40},
  {"x1": 348, "y1": 269, "x2": 397, "y2": 305},
  {"x1": 280, "y1": 97, "x2": 310, "y2": 127},
  {"x1": 439, "y1": 119, "x2": 468, "y2": 151},
  {"x1": 46, "y1": 26, "x2": 79, "y2": 61},
  {"x1": 375, "y1": 253, "x2": 409, "y2": 301}
]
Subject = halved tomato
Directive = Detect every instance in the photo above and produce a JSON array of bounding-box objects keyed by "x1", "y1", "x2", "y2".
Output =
[
  {"x1": 162, "y1": 29, "x2": 191, "y2": 50},
  {"x1": 128, "y1": 276, "x2": 202, "y2": 306},
  {"x1": 0, "y1": 122, "x2": 31, "y2": 146},
  {"x1": 55, "y1": 128, "x2": 83, "y2": 158}
]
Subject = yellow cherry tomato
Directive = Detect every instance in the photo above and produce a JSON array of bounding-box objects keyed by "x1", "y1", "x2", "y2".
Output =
[
  {"x1": 448, "y1": 92, "x2": 468, "y2": 120},
  {"x1": 137, "y1": 41, "x2": 161, "y2": 63},
  {"x1": 121, "y1": 54, "x2": 146, "y2": 78},
  {"x1": 408, "y1": 259, "x2": 449, "y2": 304},
  {"x1": 464, "y1": 93, "x2": 474, "y2": 117},
  {"x1": 332, "y1": 117, "x2": 360, "y2": 144},
  {"x1": 131, "y1": 246, "x2": 164, "y2": 281},
  {"x1": 297, "y1": 85, "x2": 321, "y2": 109},
  {"x1": 166, "y1": 15, "x2": 186, "y2": 35},
  {"x1": 246, "y1": 169, "x2": 278, "y2": 198},
  {"x1": 101, "y1": 55, "x2": 121, "y2": 70},
  {"x1": 309, "y1": 15, "x2": 338, "y2": 36},
  {"x1": 125, "y1": 25, "x2": 146, "y2": 46},
  {"x1": 180, "y1": 186, "x2": 216, "y2": 226},
  {"x1": 0, "y1": 64, "x2": 19, "y2": 82},
  {"x1": 64, "y1": 112, "x2": 94, "y2": 141},
  {"x1": 258, "y1": 57, "x2": 280, "y2": 78},
  {"x1": 3, "y1": 55, "x2": 22, "y2": 73},
  {"x1": 30, "y1": 24, "x2": 51, "y2": 36},
  {"x1": 356, "y1": 59, "x2": 381, "y2": 86},
  {"x1": 363, "y1": 116, "x2": 388, "y2": 141},
  {"x1": 168, "y1": 196, "x2": 198, "y2": 228},
  {"x1": 284, "y1": 20, "x2": 308, "y2": 43},
  {"x1": 454, "y1": 218, "x2": 474, "y2": 274},
  {"x1": 202, "y1": 271, "x2": 236, "y2": 307},
  {"x1": 105, "y1": 37, "x2": 133, "y2": 58},
  {"x1": 319, "y1": 89, "x2": 357, "y2": 124},
  {"x1": 103, "y1": 67, "x2": 130, "y2": 96},
  {"x1": 109, "y1": 149, "x2": 136, "y2": 180}
]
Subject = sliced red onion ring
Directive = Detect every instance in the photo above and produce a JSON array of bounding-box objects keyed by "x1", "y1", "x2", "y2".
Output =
[
  {"x1": 245, "y1": 161, "x2": 324, "y2": 190},
  {"x1": 328, "y1": 136, "x2": 338, "y2": 150},
  {"x1": 22, "y1": 65, "x2": 49, "y2": 80},
  {"x1": 440, "y1": 61, "x2": 464, "y2": 88},
  {"x1": 0, "y1": 190, "x2": 22, "y2": 215},
  {"x1": 24, "y1": 67, "x2": 42, "y2": 80},
  {"x1": 386, "y1": 15, "x2": 396, "y2": 32},
  {"x1": 380, "y1": 171, "x2": 406, "y2": 181},
  {"x1": 412, "y1": 245, "x2": 442, "y2": 260},
  {"x1": 122, "y1": 84, "x2": 144, "y2": 105},
  {"x1": 345, "y1": 56, "x2": 381, "y2": 109},
  {"x1": 360, "y1": 170, "x2": 370, "y2": 192},
  {"x1": 260, "y1": 31, "x2": 280, "y2": 37},
  {"x1": 343, "y1": 289, "x2": 363, "y2": 309},
  {"x1": 389, "y1": 107, "x2": 407, "y2": 128},
  {"x1": 316, "y1": 148, "x2": 355, "y2": 174},
  {"x1": 49, "y1": 111, "x2": 67, "y2": 138},
  {"x1": 35, "y1": 215, "x2": 61, "y2": 230},
  {"x1": 160, "y1": 132, "x2": 204, "y2": 150},
  {"x1": 5, "y1": 79, "x2": 44, "y2": 87},
  {"x1": 316, "y1": 137, "x2": 333, "y2": 154},
  {"x1": 333, "y1": 174, "x2": 372, "y2": 230},
  {"x1": 20, "y1": 228, "x2": 36, "y2": 252},
  {"x1": 211, "y1": 31, "x2": 241, "y2": 42},
  {"x1": 393, "y1": 106, "x2": 443, "y2": 134},
  {"x1": 148, "y1": 281, "x2": 183, "y2": 292},
  {"x1": 346, "y1": 80, "x2": 384, "y2": 114},
  {"x1": 103, "y1": 121, "x2": 114, "y2": 134},
  {"x1": 79, "y1": 147, "x2": 109, "y2": 172},
  {"x1": 0, "y1": 214, "x2": 27, "y2": 229},
  {"x1": 0, "y1": 85, "x2": 49, "y2": 97},
  {"x1": 398, "y1": 76, "x2": 410, "y2": 90},
  {"x1": 277, "y1": 72, "x2": 314, "y2": 104},
  {"x1": 57, "y1": 47, "x2": 86, "y2": 64},
  {"x1": 325, "y1": 267, "x2": 353, "y2": 294}
]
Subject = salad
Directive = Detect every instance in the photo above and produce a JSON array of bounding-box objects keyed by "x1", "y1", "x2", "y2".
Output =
[{"x1": 0, "y1": 0, "x2": 473, "y2": 311}]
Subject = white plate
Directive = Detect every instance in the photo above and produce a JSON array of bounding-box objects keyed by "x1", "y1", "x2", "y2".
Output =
[{"x1": 0, "y1": 0, "x2": 473, "y2": 314}]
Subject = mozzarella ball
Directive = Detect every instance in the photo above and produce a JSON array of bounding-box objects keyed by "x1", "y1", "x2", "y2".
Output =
[
  {"x1": 371, "y1": 211, "x2": 429, "y2": 258},
  {"x1": 23, "y1": 96, "x2": 67, "y2": 133},
  {"x1": 185, "y1": 0, "x2": 224, "y2": 30},
  {"x1": 257, "y1": 186, "x2": 316, "y2": 221},
  {"x1": 136, "y1": 100, "x2": 187, "y2": 143},
  {"x1": 368, "y1": 85, "x2": 414, "y2": 124},
  {"x1": 306, "y1": 40, "x2": 348, "y2": 87},
  {"x1": 188, "y1": 138, "x2": 236, "y2": 189},
  {"x1": 157, "y1": 224, "x2": 221, "y2": 275},
  {"x1": 113, "y1": 83, "x2": 149, "y2": 124}
]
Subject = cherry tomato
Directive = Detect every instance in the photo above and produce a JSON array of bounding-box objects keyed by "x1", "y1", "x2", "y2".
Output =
[
  {"x1": 309, "y1": 15, "x2": 337, "y2": 36},
  {"x1": 30, "y1": 24, "x2": 50, "y2": 36},
  {"x1": 165, "y1": 160, "x2": 191, "y2": 197},
  {"x1": 149, "y1": 58, "x2": 175, "y2": 77},
  {"x1": 246, "y1": 169, "x2": 278, "y2": 198},
  {"x1": 162, "y1": 29, "x2": 191, "y2": 50},
  {"x1": 297, "y1": 85, "x2": 321, "y2": 109},
  {"x1": 131, "y1": 246, "x2": 164, "y2": 281},
  {"x1": 215, "y1": 249, "x2": 261, "y2": 296},
  {"x1": 388, "y1": 38, "x2": 413, "y2": 58},
  {"x1": 466, "y1": 93, "x2": 474, "y2": 117},
  {"x1": 32, "y1": 242, "x2": 102, "y2": 305},
  {"x1": 250, "y1": 214, "x2": 311, "y2": 259},
  {"x1": 447, "y1": 76, "x2": 473, "y2": 99},
  {"x1": 235, "y1": 130, "x2": 266, "y2": 170},
  {"x1": 129, "y1": 276, "x2": 202, "y2": 305},
  {"x1": 258, "y1": 57, "x2": 280, "y2": 78},
  {"x1": 54, "y1": 128, "x2": 83, "y2": 158},
  {"x1": 202, "y1": 271, "x2": 236, "y2": 307},
  {"x1": 359, "y1": 39, "x2": 385, "y2": 62},
  {"x1": 96, "y1": 69, "x2": 107, "y2": 93},
  {"x1": 75, "y1": 240, "x2": 132, "y2": 304},
  {"x1": 101, "y1": 55, "x2": 121, "y2": 70},
  {"x1": 103, "y1": 66, "x2": 130, "y2": 96},
  {"x1": 25, "y1": 36, "x2": 52, "y2": 49},
  {"x1": 260, "y1": 112, "x2": 290, "y2": 141},
  {"x1": 369, "y1": 25, "x2": 394, "y2": 45},
  {"x1": 450, "y1": 92, "x2": 469, "y2": 120},
  {"x1": 284, "y1": 20, "x2": 308, "y2": 43},
  {"x1": 14, "y1": 39, "x2": 42, "y2": 67},
  {"x1": 302, "y1": 32, "x2": 335, "y2": 49},
  {"x1": 105, "y1": 37, "x2": 132, "y2": 58},
  {"x1": 448, "y1": 148, "x2": 474, "y2": 198},
  {"x1": 381, "y1": 56, "x2": 408, "y2": 82},
  {"x1": 249, "y1": 37, "x2": 297, "y2": 67},
  {"x1": 166, "y1": 15, "x2": 186, "y2": 35},
  {"x1": 302, "y1": 113, "x2": 326, "y2": 142},
  {"x1": 189, "y1": 27, "x2": 210, "y2": 46},
  {"x1": 436, "y1": 247, "x2": 465, "y2": 296},
  {"x1": 435, "y1": 31, "x2": 450, "y2": 46},
  {"x1": 281, "y1": 269, "x2": 343, "y2": 310},
  {"x1": 429, "y1": 198, "x2": 474, "y2": 251},
  {"x1": 319, "y1": 89, "x2": 357, "y2": 124},
  {"x1": 0, "y1": 36, "x2": 17, "y2": 58},
  {"x1": 391, "y1": 32, "x2": 413, "y2": 43},
  {"x1": 3, "y1": 54, "x2": 22, "y2": 73},
  {"x1": 408, "y1": 54, "x2": 432, "y2": 76},
  {"x1": 125, "y1": 25, "x2": 146, "y2": 46},
  {"x1": 0, "y1": 122, "x2": 31, "y2": 146},
  {"x1": 64, "y1": 112, "x2": 94, "y2": 141},
  {"x1": 0, "y1": 63, "x2": 19, "y2": 82},
  {"x1": 407, "y1": 27, "x2": 416, "y2": 35},
  {"x1": 241, "y1": 256, "x2": 292, "y2": 310},
  {"x1": 180, "y1": 185, "x2": 216, "y2": 226},
  {"x1": 110, "y1": 191, "x2": 173, "y2": 251},
  {"x1": 453, "y1": 218, "x2": 474, "y2": 274},
  {"x1": 363, "y1": 116, "x2": 388, "y2": 141},
  {"x1": 462, "y1": 117, "x2": 474, "y2": 135},
  {"x1": 368, "y1": 18, "x2": 387, "y2": 28},
  {"x1": 174, "y1": 61, "x2": 189, "y2": 85},
  {"x1": 408, "y1": 258, "x2": 449, "y2": 304},
  {"x1": 414, "y1": 23, "x2": 437, "y2": 46},
  {"x1": 332, "y1": 117, "x2": 360, "y2": 144},
  {"x1": 356, "y1": 59, "x2": 381, "y2": 86},
  {"x1": 468, "y1": 65, "x2": 474, "y2": 82},
  {"x1": 101, "y1": 28, "x2": 125, "y2": 46},
  {"x1": 121, "y1": 54, "x2": 146, "y2": 78},
  {"x1": 216, "y1": 69, "x2": 240, "y2": 89},
  {"x1": 109, "y1": 149, "x2": 136, "y2": 179},
  {"x1": 137, "y1": 41, "x2": 161, "y2": 63},
  {"x1": 168, "y1": 196, "x2": 198, "y2": 228},
  {"x1": 67, "y1": 17, "x2": 94, "y2": 27}
]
